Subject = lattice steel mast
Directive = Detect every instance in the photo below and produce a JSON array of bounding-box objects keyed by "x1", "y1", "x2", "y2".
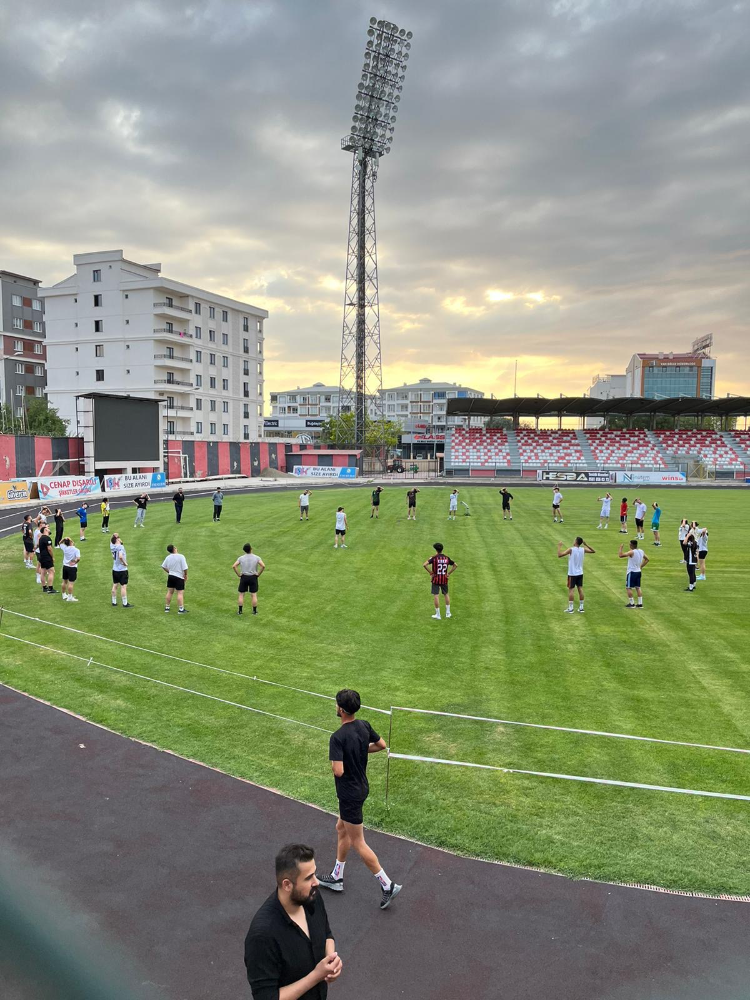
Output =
[{"x1": 338, "y1": 17, "x2": 413, "y2": 453}]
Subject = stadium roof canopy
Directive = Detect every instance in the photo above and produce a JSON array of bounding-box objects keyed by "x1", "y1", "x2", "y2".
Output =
[{"x1": 446, "y1": 396, "x2": 750, "y2": 418}]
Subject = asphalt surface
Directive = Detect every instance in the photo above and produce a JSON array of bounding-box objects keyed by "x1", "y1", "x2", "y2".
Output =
[{"x1": 1, "y1": 687, "x2": 748, "y2": 1000}]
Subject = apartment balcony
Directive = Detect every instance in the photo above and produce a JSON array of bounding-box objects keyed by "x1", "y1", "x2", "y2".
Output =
[
  {"x1": 154, "y1": 378, "x2": 193, "y2": 388},
  {"x1": 154, "y1": 327, "x2": 193, "y2": 341},
  {"x1": 154, "y1": 353, "x2": 192, "y2": 368},
  {"x1": 167, "y1": 430, "x2": 195, "y2": 436},
  {"x1": 154, "y1": 301, "x2": 192, "y2": 317},
  {"x1": 170, "y1": 404, "x2": 194, "y2": 412}
]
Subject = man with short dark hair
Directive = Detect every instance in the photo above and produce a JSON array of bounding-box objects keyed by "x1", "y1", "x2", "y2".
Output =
[
  {"x1": 38, "y1": 525, "x2": 57, "y2": 594},
  {"x1": 499, "y1": 488, "x2": 514, "y2": 520},
  {"x1": 133, "y1": 493, "x2": 150, "y2": 528},
  {"x1": 423, "y1": 542, "x2": 456, "y2": 620},
  {"x1": 173, "y1": 488, "x2": 185, "y2": 523},
  {"x1": 212, "y1": 487, "x2": 224, "y2": 521},
  {"x1": 557, "y1": 536, "x2": 595, "y2": 614},
  {"x1": 406, "y1": 487, "x2": 420, "y2": 521},
  {"x1": 317, "y1": 689, "x2": 401, "y2": 909},
  {"x1": 21, "y1": 514, "x2": 34, "y2": 569},
  {"x1": 244, "y1": 843, "x2": 341, "y2": 999},
  {"x1": 619, "y1": 538, "x2": 648, "y2": 608},
  {"x1": 162, "y1": 543, "x2": 189, "y2": 613},
  {"x1": 370, "y1": 486, "x2": 382, "y2": 519},
  {"x1": 110, "y1": 533, "x2": 133, "y2": 608},
  {"x1": 233, "y1": 542, "x2": 265, "y2": 615}
]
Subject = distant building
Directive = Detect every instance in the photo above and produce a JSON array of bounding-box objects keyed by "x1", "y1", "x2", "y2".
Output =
[
  {"x1": 625, "y1": 351, "x2": 716, "y2": 400},
  {"x1": 0, "y1": 270, "x2": 47, "y2": 420},
  {"x1": 266, "y1": 383, "x2": 380, "y2": 439},
  {"x1": 40, "y1": 250, "x2": 267, "y2": 442},
  {"x1": 380, "y1": 377, "x2": 484, "y2": 458},
  {"x1": 584, "y1": 373, "x2": 627, "y2": 427}
]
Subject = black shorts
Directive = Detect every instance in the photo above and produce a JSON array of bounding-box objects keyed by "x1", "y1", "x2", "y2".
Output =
[
  {"x1": 335, "y1": 528, "x2": 346, "y2": 536},
  {"x1": 502, "y1": 504, "x2": 511, "y2": 510},
  {"x1": 167, "y1": 575, "x2": 185, "y2": 591},
  {"x1": 620, "y1": 514, "x2": 627, "y2": 523},
  {"x1": 112, "y1": 570, "x2": 129, "y2": 585},
  {"x1": 338, "y1": 798, "x2": 365, "y2": 825},
  {"x1": 408, "y1": 501, "x2": 416, "y2": 508},
  {"x1": 62, "y1": 566, "x2": 78, "y2": 582},
  {"x1": 79, "y1": 521, "x2": 87, "y2": 529},
  {"x1": 568, "y1": 574, "x2": 583, "y2": 588},
  {"x1": 371, "y1": 501, "x2": 380, "y2": 508},
  {"x1": 39, "y1": 557, "x2": 54, "y2": 571},
  {"x1": 626, "y1": 571, "x2": 642, "y2": 589},
  {"x1": 23, "y1": 540, "x2": 34, "y2": 553},
  {"x1": 238, "y1": 574, "x2": 258, "y2": 594},
  {"x1": 552, "y1": 504, "x2": 560, "y2": 510},
  {"x1": 431, "y1": 582, "x2": 448, "y2": 595},
  {"x1": 635, "y1": 518, "x2": 644, "y2": 528},
  {"x1": 698, "y1": 550, "x2": 707, "y2": 560}
]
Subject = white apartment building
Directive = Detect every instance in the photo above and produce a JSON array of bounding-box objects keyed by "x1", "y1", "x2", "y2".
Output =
[
  {"x1": 40, "y1": 250, "x2": 267, "y2": 441},
  {"x1": 381, "y1": 378, "x2": 484, "y2": 455},
  {"x1": 266, "y1": 383, "x2": 380, "y2": 439}
]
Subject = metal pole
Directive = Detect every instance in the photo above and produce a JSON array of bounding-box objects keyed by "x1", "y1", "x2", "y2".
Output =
[
  {"x1": 384, "y1": 707, "x2": 394, "y2": 809},
  {"x1": 355, "y1": 150, "x2": 367, "y2": 452}
]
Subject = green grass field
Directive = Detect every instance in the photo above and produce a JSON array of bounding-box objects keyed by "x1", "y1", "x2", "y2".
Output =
[{"x1": 1, "y1": 484, "x2": 748, "y2": 894}]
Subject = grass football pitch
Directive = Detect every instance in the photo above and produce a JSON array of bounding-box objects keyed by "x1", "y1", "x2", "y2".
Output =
[{"x1": 0, "y1": 484, "x2": 747, "y2": 895}]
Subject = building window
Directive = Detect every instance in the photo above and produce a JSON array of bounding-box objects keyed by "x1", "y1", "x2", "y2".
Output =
[
  {"x1": 32, "y1": 321, "x2": 42, "y2": 333},
  {"x1": 196, "y1": 421, "x2": 203, "y2": 433},
  {"x1": 209, "y1": 329, "x2": 216, "y2": 342},
  {"x1": 35, "y1": 386, "x2": 44, "y2": 396},
  {"x1": 222, "y1": 332, "x2": 228, "y2": 345},
  {"x1": 33, "y1": 343, "x2": 43, "y2": 354},
  {"x1": 93, "y1": 294, "x2": 102, "y2": 307},
  {"x1": 209, "y1": 353, "x2": 216, "y2": 365},
  {"x1": 166, "y1": 346, "x2": 175, "y2": 359},
  {"x1": 12, "y1": 294, "x2": 23, "y2": 306},
  {"x1": 257, "y1": 341, "x2": 262, "y2": 354},
  {"x1": 165, "y1": 296, "x2": 173, "y2": 307},
  {"x1": 222, "y1": 400, "x2": 229, "y2": 413},
  {"x1": 196, "y1": 398, "x2": 202, "y2": 411},
  {"x1": 16, "y1": 384, "x2": 24, "y2": 395},
  {"x1": 222, "y1": 355, "x2": 228, "y2": 368},
  {"x1": 209, "y1": 399, "x2": 216, "y2": 411},
  {"x1": 243, "y1": 425, "x2": 249, "y2": 440},
  {"x1": 209, "y1": 376, "x2": 216, "y2": 389},
  {"x1": 220, "y1": 423, "x2": 227, "y2": 435},
  {"x1": 194, "y1": 326, "x2": 201, "y2": 339},
  {"x1": 257, "y1": 363, "x2": 263, "y2": 376},
  {"x1": 13, "y1": 339, "x2": 23, "y2": 351},
  {"x1": 243, "y1": 361, "x2": 249, "y2": 376},
  {"x1": 95, "y1": 370, "x2": 104, "y2": 382},
  {"x1": 242, "y1": 317, "x2": 249, "y2": 332},
  {"x1": 221, "y1": 310, "x2": 228, "y2": 323},
  {"x1": 243, "y1": 404, "x2": 249, "y2": 419},
  {"x1": 210, "y1": 422, "x2": 216, "y2": 435},
  {"x1": 243, "y1": 382, "x2": 249, "y2": 398},
  {"x1": 195, "y1": 350, "x2": 202, "y2": 362},
  {"x1": 13, "y1": 317, "x2": 23, "y2": 329},
  {"x1": 35, "y1": 364, "x2": 44, "y2": 376},
  {"x1": 92, "y1": 269, "x2": 101, "y2": 282},
  {"x1": 257, "y1": 320, "x2": 262, "y2": 333},
  {"x1": 195, "y1": 374, "x2": 202, "y2": 387},
  {"x1": 194, "y1": 302, "x2": 201, "y2": 315},
  {"x1": 95, "y1": 344, "x2": 104, "y2": 357},
  {"x1": 32, "y1": 298, "x2": 42, "y2": 311},
  {"x1": 207, "y1": 306, "x2": 214, "y2": 319},
  {"x1": 222, "y1": 378, "x2": 228, "y2": 391},
  {"x1": 15, "y1": 363, "x2": 23, "y2": 374},
  {"x1": 167, "y1": 420, "x2": 175, "y2": 435},
  {"x1": 243, "y1": 338, "x2": 249, "y2": 354}
]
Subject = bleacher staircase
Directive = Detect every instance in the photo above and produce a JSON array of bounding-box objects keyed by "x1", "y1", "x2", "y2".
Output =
[
  {"x1": 505, "y1": 428, "x2": 522, "y2": 466},
  {"x1": 574, "y1": 430, "x2": 597, "y2": 469},
  {"x1": 645, "y1": 430, "x2": 675, "y2": 469}
]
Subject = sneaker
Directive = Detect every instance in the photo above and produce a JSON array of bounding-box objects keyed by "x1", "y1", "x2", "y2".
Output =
[
  {"x1": 431, "y1": 613, "x2": 441, "y2": 620},
  {"x1": 578, "y1": 608, "x2": 585, "y2": 613},
  {"x1": 317, "y1": 874, "x2": 344, "y2": 892},
  {"x1": 341, "y1": 544, "x2": 348, "y2": 548},
  {"x1": 68, "y1": 596, "x2": 79, "y2": 602},
  {"x1": 62, "y1": 594, "x2": 70, "y2": 601},
  {"x1": 178, "y1": 608, "x2": 188, "y2": 614},
  {"x1": 380, "y1": 883, "x2": 402, "y2": 909},
  {"x1": 625, "y1": 604, "x2": 636, "y2": 609},
  {"x1": 112, "y1": 601, "x2": 117, "y2": 606},
  {"x1": 684, "y1": 587, "x2": 694, "y2": 592},
  {"x1": 165, "y1": 607, "x2": 171, "y2": 613},
  {"x1": 596, "y1": 525, "x2": 602, "y2": 529},
  {"x1": 46, "y1": 588, "x2": 59, "y2": 595},
  {"x1": 565, "y1": 608, "x2": 575, "y2": 613},
  {"x1": 680, "y1": 560, "x2": 685, "y2": 564},
  {"x1": 636, "y1": 604, "x2": 643, "y2": 609},
  {"x1": 122, "y1": 603, "x2": 134, "y2": 608},
  {"x1": 446, "y1": 611, "x2": 452, "y2": 618},
  {"x1": 560, "y1": 519, "x2": 564, "y2": 522}
]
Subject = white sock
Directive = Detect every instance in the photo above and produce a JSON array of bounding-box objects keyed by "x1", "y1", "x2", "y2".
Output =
[
  {"x1": 122, "y1": 599, "x2": 128, "y2": 606},
  {"x1": 332, "y1": 860, "x2": 345, "y2": 880},
  {"x1": 568, "y1": 601, "x2": 574, "y2": 611},
  {"x1": 374, "y1": 868, "x2": 392, "y2": 890},
  {"x1": 637, "y1": 598, "x2": 643, "y2": 606},
  {"x1": 433, "y1": 610, "x2": 441, "y2": 618},
  {"x1": 36, "y1": 574, "x2": 41, "y2": 583},
  {"x1": 579, "y1": 602, "x2": 584, "y2": 610}
]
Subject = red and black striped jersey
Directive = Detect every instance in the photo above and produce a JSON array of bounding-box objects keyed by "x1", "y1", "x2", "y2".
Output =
[{"x1": 428, "y1": 554, "x2": 454, "y2": 584}]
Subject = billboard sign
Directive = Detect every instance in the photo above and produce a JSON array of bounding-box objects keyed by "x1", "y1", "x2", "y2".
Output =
[
  {"x1": 0, "y1": 480, "x2": 32, "y2": 506},
  {"x1": 264, "y1": 419, "x2": 279, "y2": 428},
  {"x1": 305, "y1": 419, "x2": 324, "y2": 428},
  {"x1": 537, "y1": 470, "x2": 615, "y2": 483},
  {"x1": 103, "y1": 472, "x2": 166, "y2": 493},
  {"x1": 36, "y1": 476, "x2": 102, "y2": 500},
  {"x1": 293, "y1": 466, "x2": 357, "y2": 479},
  {"x1": 614, "y1": 470, "x2": 687, "y2": 484}
]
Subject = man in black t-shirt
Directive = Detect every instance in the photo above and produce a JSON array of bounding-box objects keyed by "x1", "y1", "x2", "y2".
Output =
[
  {"x1": 370, "y1": 486, "x2": 383, "y2": 519},
  {"x1": 173, "y1": 488, "x2": 185, "y2": 523},
  {"x1": 317, "y1": 689, "x2": 402, "y2": 909},
  {"x1": 21, "y1": 515, "x2": 35, "y2": 569},
  {"x1": 499, "y1": 488, "x2": 514, "y2": 520},
  {"x1": 406, "y1": 487, "x2": 420, "y2": 521},
  {"x1": 38, "y1": 526, "x2": 58, "y2": 594}
]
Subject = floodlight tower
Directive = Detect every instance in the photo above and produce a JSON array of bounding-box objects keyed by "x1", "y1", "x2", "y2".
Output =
[{"x1": 338, "y1": 17, "x2": 413, "y2": 456}]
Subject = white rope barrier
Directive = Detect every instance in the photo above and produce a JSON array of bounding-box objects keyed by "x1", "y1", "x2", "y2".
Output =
[
  {"x1": 0, "y1": 608, "x2": 389, "y2": 714},
  {"x1": 387, "y1": 752, "x2": 750, "y2": 803},
  {"x1": 0, "y1": 634, "x2": 334, "y2": 735},
  {"x1": 390, "y1": 706, "x2": 750, "y2": 756}
]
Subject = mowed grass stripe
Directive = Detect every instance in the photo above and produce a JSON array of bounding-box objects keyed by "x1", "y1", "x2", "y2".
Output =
[{"x1": 1, "y1": 484, "x2": 748, "y2": 893}]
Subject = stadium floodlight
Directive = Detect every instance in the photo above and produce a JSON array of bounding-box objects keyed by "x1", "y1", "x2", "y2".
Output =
[{"x1": 338, "y1": 17, "x2": 414, "y2": 461}]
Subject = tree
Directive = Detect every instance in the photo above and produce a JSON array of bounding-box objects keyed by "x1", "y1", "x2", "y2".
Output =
[
  {"x1": 1, "y1": 398, "x2": 69, "y2": 436},
  {"x1": 320, "y1": 413, "x2": 401, "y2": 450},
  {"x1": 486, "y1": 416, "x2": 513, "y2": 430}
]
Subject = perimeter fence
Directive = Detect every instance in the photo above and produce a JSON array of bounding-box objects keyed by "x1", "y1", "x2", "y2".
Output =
[{"x1": 1, "y1": 606, "x2": 749, "y2": 806}]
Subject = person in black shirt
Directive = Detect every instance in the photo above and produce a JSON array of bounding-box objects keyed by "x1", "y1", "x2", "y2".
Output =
[
  {"x1": 53, "y1": 507, "x2": 65, "y2": 546},
  {"x1": 317, "y1": 689, "x2": 402, "y2": 909},
  {"x1": 173, "y1": 488, "x2": 185, "y2": 523},
  {"x1": 406, "y1": 487, "x2": 420, "y2": 521},
  {"x1": 244, "y1": 844, "x2": 341, "y2": 999},
  {"x1": 21, "y1": 515, "x2": 35, "y2": 568},
  {"x1": 133, "y1": 493, "x2": 150, "y2": 528},
  {"x1": 370, "y1": 486, "x2": 382, "y2": 519},
  {"x1": 499, "y1": 488, "x2": 514, "y2": 520},
  {"x1": 38, "y1": 526, "x2": 58, "y2": 594}
]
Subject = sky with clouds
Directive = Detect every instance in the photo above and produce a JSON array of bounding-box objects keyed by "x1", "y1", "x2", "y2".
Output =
[{"x1": 1, "y1": 0, "x2": 748, "y2": 398}]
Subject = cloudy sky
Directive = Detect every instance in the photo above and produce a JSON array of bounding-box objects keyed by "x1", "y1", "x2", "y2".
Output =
[{"x1": 1, "y1": 0, "x2": 748, "y2": 398}]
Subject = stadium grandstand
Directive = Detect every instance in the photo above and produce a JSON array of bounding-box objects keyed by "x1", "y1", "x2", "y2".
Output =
[{"x1": 444, "y1": 396, "x2": 750, "y2": 478}]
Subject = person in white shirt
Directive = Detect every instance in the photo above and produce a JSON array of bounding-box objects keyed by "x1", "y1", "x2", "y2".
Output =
[
  {"x1": 552, "y1": 489, "x2": 564, "y2": 523},
  {"x1": 448, "y1": 489, "x2": 459, "y2": 521},
  {"x1": 619, "y1": 539, "x2": 649, "y2": 608},
  {"x1": 60, "y1": 537, "x2": 81, "y2": 602},
  {"x1": 597, "y1": 493, "x2": 612, "y2": 529},
  {"x1": 696, "y1": 526, "x2": 708, "y2": 580},
  {"x1": 232, "y1": 543, "x2": 265, "y2": 614},
  {"x1": 633, "y1": 498, "x2": 648, "y2": 540},
  {"x1": 334, "y1": 507, "x2": 348, "y2": 548},
  {"x1": 557, "y1": 537, "x2": 595, "y2": 613},
  {"x1": 110, "y1": 533, "x2": 133, "y2": 608},
  {"x1": 162, "y1": 543, "x2": 189, "y2": 613},
  {"x1": 299, "y1": 490, "x2": 311, "y2": 521},
  {"x1": 678, "y1": 519, "x2": 689, "y2": 564}
]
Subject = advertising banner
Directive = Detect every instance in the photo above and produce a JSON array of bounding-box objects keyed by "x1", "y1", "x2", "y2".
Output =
[
  {"x1": 36, "y1": 476, "x2": 102, "y2": 501},
  {"x1": 293, "y1": 466, "x2": 357, "y2": 479},
  {"x1": 103, "y1": 472, "x2": 166, "y2": 493},
  {"x1": 537, "y1": 470, "x2": 615, "y2": 483},
  {"x1": 0, "y1": 480, "x2": 32, "y2": 506},
  {"x1": 614, "y1": 470, "x2": 686, "y2": 484},
  {"x1": 264, "y1": 419, "x2": 279, "y2": 428},
  {"x1": 305, "y1": 419, "x2": 324, "y2": 428}
]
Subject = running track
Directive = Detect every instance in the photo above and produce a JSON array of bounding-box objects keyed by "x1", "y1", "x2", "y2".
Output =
[{"x1": 1, "y1": 687, "x2": 748, "y2": 1000}]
